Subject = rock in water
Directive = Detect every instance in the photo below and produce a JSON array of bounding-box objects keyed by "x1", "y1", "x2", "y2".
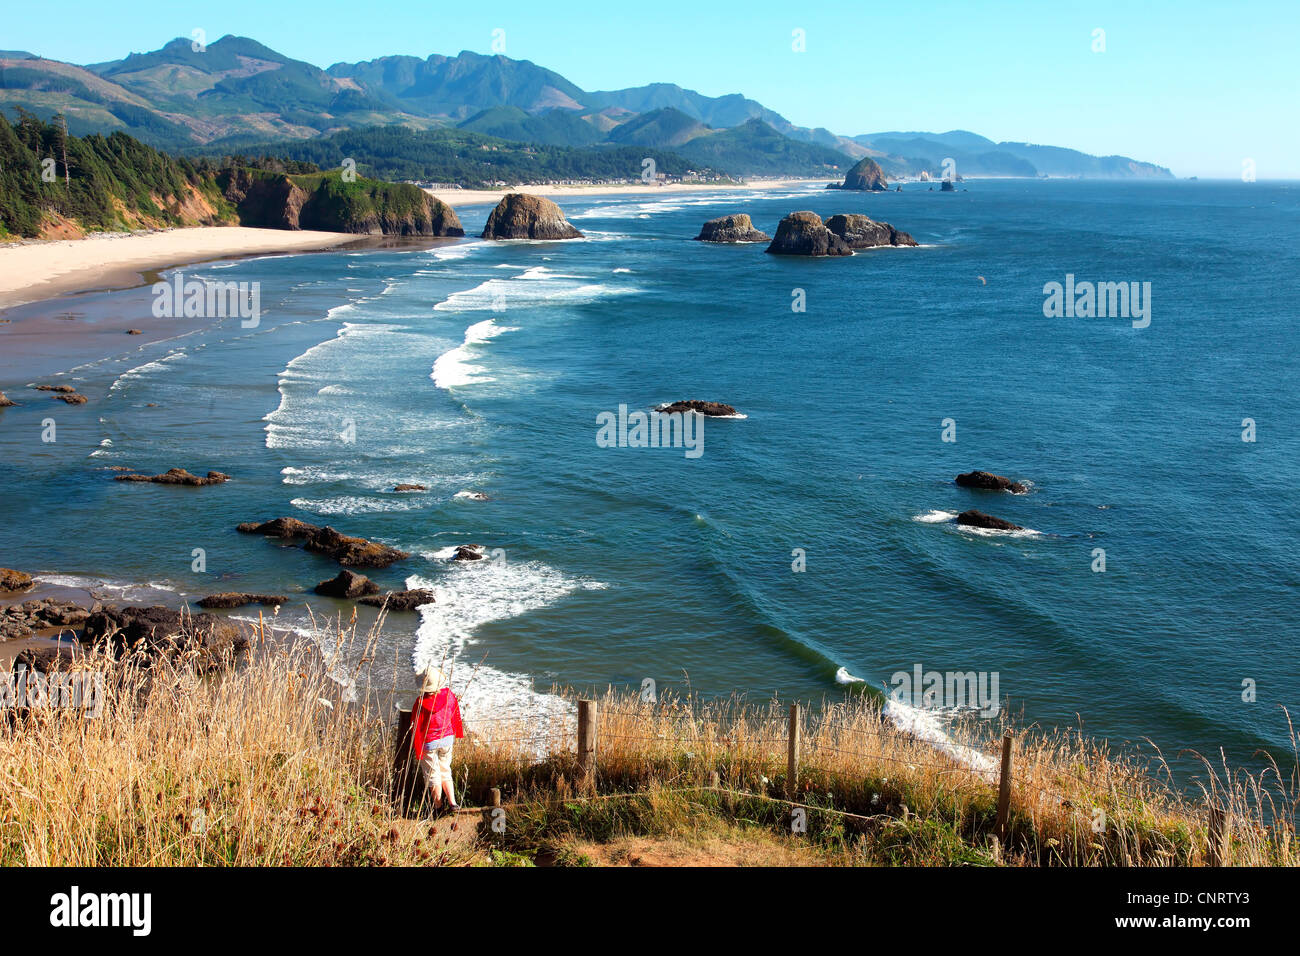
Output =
[
  {"x1": 835, "y1": 157, "x2": 889, "y2": 191},
  {"x1": 956, "y1": 510, "x2": 1023, "y2": 531},
  {"x1": 393, "y1": 484, "x2": 426, "y2": 492},
  {"x1": 451, "y1": 545, "x2": 486, "y2": 561},
  {"x1": 357, "y1": 589, "x2": 437, "y2": 611},
  {"x1": 116, "y1": 468, "x2": 231, "y2": 486},
  {"x1": 237, "y1": 517, "x2": 409, "y2": 568},
  {"x1": 0, "y1": 391, "x2": 16, "y2": 408},
  {"x1": 955, "y1": 471, "x2": 1027, "y2": 494},
  {"x1": 656, "y1": 400, "x2": 739, "y2": 417},
  {"x1": 304, "y1": 526, "x2": 408, "y2": 568},
  {"x1": 55, "y1": 392, "x2": 89, "y2": 404},
  {"x1": 765, "y1": 212, "x2": 851, "y2": 257},
  {"x1": 824, "y1": 214, "x2": 918, "y2": 249},
  {"x1": 695, "y1": 214, "x2": 771, "y2": 243},
  {"x1": 0, "y1": 569, "x2": 35, "y2": 592},
  {"x1": 196, "y1": 593, "x2": 288, "y2": 609},
  {"x1": 314, "y1": 570, "x2": 381, "y2": 599},
  {"x1": 481, "y1": 193, "x2": 583, "y2": 240},
  {"x1": 940, "y1": 179, "x2": 956, "y2": 192}
]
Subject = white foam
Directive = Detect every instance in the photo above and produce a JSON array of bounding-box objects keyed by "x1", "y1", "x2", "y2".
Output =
[
  {"x1": 289, "y1": 495, "x2": 428, "y2": 516},
  {"x1": 882, "y1": 697, "x2": 997, "y2": 776},
  {"x1": 407, "y1": 558, "x2": 607, "y2": 733},
  {"x1": 914, "y1": 510, "x2": 958, "y2": 524},
  {"x1": 431, "y1": 318, "x2": 517, "y2": 390}
]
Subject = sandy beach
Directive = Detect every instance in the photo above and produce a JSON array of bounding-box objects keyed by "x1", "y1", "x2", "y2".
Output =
[
  {"x1": 426, "y1": 177, "x2": 826, "y2": 207},
  {"x1": 0, "y1": 181, "x2": 825, "y2": 312},
  {"x1": 0, "y1": 227, "x2": 358, "y2": 311}
]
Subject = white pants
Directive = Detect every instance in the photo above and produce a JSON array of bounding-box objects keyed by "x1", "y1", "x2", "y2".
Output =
[{"x1": 419, "y1": 743, "x2": 453, "y2": 792}]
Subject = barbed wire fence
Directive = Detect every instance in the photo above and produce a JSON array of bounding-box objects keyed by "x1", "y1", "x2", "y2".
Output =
[{"x1": 390, "y1": 698, "x2": 1245, "y2": 865}]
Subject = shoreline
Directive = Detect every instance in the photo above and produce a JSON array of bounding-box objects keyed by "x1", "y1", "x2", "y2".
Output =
[
  {"x1": 0, "y1": 181, "x2": 824, "y2": 311},
  {"x1": 0, "y1": 226, "x2": 397, "y2": 313}
]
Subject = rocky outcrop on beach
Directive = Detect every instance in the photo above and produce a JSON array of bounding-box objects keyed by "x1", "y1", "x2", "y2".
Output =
[
  {"x1": 481, "y1": 194, "x2": 583, "y2": 240},
  {"x1": 393, "y1": 484, "x2": 426, "y2": 492},
  {"x1": 0, "y1": 569, "x2": 34, "y2": 592},
  {"x1": 357, "y1": 589, "x2": 437, "y2": 612},
  {"x1": 1, "y1": 597, "x2": 94, "y2": 641},
  {"x1": 195, "y1": 593, "x2": 287, "y2": 610},
  {"x1": 825, "y1": 214, "x2": 918, "y2": 249},
  {"x1": 314, "y1": 570, "x2": 380, "y2": 599},
  {"x1": 116, "y1": 468, "x2": 231, "y2": 486},
  {"x1": 956, "y1": 509, "x2": 1023, "y2": 531},
  {"x1": 218, "y1": 167, "x2": 465, "y2": 237},
  {"x1": 83, "y1": 605, "x2": 248, "y2": 666},
  {"x1": 832, "y1": 157, "x2": 889, "y2": 191},
  {"x1": 657, "y1": 400, "x2": 739, "y2": 416},
  {"x1": 0, "y1": 391, "x2": 16, "y2": 408},
  {"x1": 695, "y1": 214, "x2": 771, "y2": 243},
  {"x1": 451, "y1": 545, "x2": 486, "y2": 562},
  {"x1": 765, "y1": 212, "x2": 851, "y2": 257},
  {"x1": 956, "y1": 471, "x2": 1027, "y2": 494},
  {"x1": 237, "y1": 518, "x2": 409, "y2": 568}
]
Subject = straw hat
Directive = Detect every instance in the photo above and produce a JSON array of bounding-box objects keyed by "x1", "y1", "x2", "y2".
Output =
[{"x1": 419, "y1": 666, "x2": 446, "y2": 694}]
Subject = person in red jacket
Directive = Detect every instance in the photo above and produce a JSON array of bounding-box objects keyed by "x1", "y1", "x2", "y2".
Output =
[{"x1": 410, "y1": 665, "x2": 464, "y2": 811}]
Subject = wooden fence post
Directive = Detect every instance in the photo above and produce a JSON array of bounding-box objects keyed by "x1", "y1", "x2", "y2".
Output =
[
  {"x1": 994, "y1": 730, "x2": 1013, "y2": 842},
  {"x1": 1207, "y1": 800, "x2": 1230, "y2": 867},
  {"x1": 577, "y1": 699, "x2": 597, "y2": 788},
  {"x1": 786, "y1": 702, "x2": 801, "y2": 801},
  {"x1": 483, "y1": 787, "x2": 502, "y2": 835},
  {"x1": 392, "y1": 703, "x2": 418, "y2": 809}
]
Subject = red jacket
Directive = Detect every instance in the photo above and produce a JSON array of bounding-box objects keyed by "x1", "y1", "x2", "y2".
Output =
[{"x1": 411, "y1": 688, "x2": 464, "y2": 754}]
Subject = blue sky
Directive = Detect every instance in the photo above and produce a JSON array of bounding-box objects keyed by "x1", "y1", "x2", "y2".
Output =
[{"x1": 6, "y1": 0, "x2": 1298, "y2": 177}]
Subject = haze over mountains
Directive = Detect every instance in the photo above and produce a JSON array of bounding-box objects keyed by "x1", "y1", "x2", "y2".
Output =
[{"x1": 0, "y1": 35, "x2": 1172, "y2": 181}]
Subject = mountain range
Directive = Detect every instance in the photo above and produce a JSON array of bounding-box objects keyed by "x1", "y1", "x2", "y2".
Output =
[{"x1": 0, "y1": 35, "x2": 1172, "y2": 181}]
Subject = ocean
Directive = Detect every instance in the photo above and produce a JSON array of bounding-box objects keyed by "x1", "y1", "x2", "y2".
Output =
[{"x1": 1, "y1": 179, "x2": 1297, "y2": 778}]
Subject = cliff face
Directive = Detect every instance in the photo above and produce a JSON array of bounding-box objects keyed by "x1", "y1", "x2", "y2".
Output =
[
  {"x1": 835, "y1": 156, "x2": 889, "y2": 191},
  {"x1": 218, "y1": 168, "x2": 308, "y2": 230},
  {"x1": 481, "y1": 193, "x2": 582, "y2": 239},
  {"x1": 765, "y1": 211, "x2": 851, "y2": 257},
  {"x1": 218, "y1": 168, "x2": 464, "y2": 236}
]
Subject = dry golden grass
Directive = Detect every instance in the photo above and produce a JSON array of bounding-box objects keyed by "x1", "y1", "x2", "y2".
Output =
[{"x1": 2, "y1": 614, "x2": 1295, "y2": 867}]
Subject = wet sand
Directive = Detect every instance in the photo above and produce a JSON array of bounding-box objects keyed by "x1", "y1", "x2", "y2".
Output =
[{"x1": 0, "y1": 226, "x2": 362, "y2": 312}]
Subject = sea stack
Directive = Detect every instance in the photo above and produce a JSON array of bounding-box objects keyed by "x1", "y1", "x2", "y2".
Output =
[
  {"x1": 825, "y1": 214, "x2": 918, "y2": 249},
  {"x1": 834, "y1": 156, "x2": 889, "y2": 192},
  {"x1": 481, "y1": 193, "x2": 583, "y2": 240},
  {"x1": 765, "y1": 211, "x2": 851, "y2": 257},
  {"x1": 695, "y1": 214, "x2": 771, "y2": 243}
]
